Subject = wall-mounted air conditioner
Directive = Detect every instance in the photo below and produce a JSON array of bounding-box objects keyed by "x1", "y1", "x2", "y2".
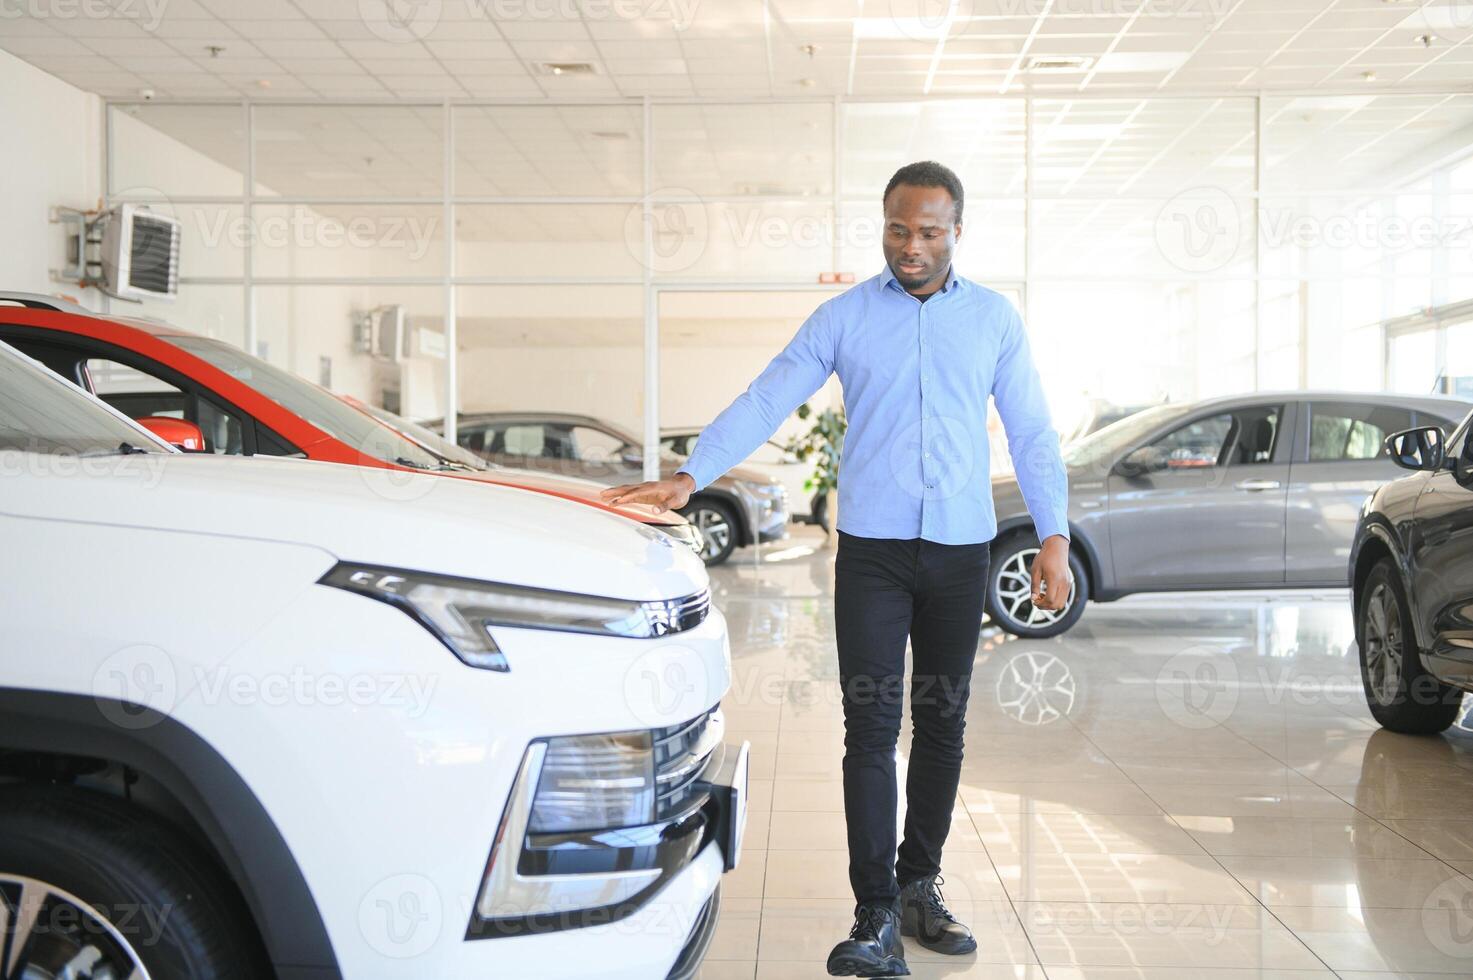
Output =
[
  {"x1": 374, "y1": 305, "x2": 408, "y2": 362},
  {"x1": 99, "y1": 204, "x2": 181, "y2": 301},
  {"x1": 53, "y1": 203, "x2": 181, "y2": 302}
]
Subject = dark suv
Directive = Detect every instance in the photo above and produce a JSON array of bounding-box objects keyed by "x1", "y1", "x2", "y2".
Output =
[{"x1": 1349, "y1": 411, "x2": 1473, "y2": 734}]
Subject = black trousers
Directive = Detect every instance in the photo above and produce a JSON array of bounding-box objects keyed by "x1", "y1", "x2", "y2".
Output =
[{"x1": 834, "y1": 530, "x2": 990, "y2": 908}]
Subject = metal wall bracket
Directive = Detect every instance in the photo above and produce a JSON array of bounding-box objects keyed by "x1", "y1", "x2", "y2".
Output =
[{"x1": 50, "y1": 206, "x2": 104, "y2": 288}]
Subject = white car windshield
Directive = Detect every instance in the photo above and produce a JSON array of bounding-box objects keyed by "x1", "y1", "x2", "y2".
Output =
[
  {"x1": 160, "y1": 335, "x2": 447, "y2": 470},
  {"x1": 0, "y1": 342, "x2": 168, "y2": 456}
]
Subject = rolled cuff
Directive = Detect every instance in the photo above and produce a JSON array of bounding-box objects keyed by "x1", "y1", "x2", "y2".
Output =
[
  {"x1": 675, "y1": 460, "x2": 715, "y2": 494},
  {"x1": 1031, "y1": 510, "x2": 1071, "y2": 544}
]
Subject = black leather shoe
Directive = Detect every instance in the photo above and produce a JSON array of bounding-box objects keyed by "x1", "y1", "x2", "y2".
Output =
[
  {"x1": 826, "y1": 902, "x2": 910, "y2": 977},
  {"x1": 899, "y1": 874, "x2": 977, "y2": 954}
]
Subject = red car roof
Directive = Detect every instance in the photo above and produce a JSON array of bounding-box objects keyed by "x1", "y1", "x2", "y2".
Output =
[{"x1": 0, "y1": 307, "x2": 679, "y2": 526}]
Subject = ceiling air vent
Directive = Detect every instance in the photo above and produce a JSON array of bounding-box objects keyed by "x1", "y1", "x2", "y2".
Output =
[
  {"x1": 1025, "y1": 56, "x2": 1093, "y2": 73},
  {"x1": 538, "y1": 62, "x2": 597, "y2": 76}
]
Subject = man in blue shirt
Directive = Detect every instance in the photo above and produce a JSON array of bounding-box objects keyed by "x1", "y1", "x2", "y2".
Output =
[{"x1": 603, "y1": 161, "x2": 1070, "y2": 977}]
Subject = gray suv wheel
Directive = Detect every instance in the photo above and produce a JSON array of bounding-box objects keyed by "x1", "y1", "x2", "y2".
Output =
[
  {"x1": 985, "y1": 535, "x2": 1088, "y2": 639},
  {"x1": 684, "y1": 497, "x2": 738, "y2": 566}
]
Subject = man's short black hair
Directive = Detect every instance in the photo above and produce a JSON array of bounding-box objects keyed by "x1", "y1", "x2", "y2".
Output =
[{"x1": 883, "y1": 160, "x2": 964, "y2": 223}]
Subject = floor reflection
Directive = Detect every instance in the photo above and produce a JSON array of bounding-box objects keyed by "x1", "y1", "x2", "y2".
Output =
[{"x1": 702, "y1": 527, "x2": 1473, "y2": 978}]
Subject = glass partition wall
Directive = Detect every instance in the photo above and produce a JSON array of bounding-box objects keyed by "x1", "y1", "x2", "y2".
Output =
[{"x1": 105, "y1": 93, "x2": 1473, "y2": 461}]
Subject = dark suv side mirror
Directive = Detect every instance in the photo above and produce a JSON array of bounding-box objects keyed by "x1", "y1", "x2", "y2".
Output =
[
  {"x1": 1385, "y1": 426, "x2": 1445, "y2": 472},
  {"x1": 1115, "y1": 446, "x2": 1166, "y2": 478}
]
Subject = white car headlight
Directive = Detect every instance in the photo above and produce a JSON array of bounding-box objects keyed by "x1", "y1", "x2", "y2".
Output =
[{"x1": 320, "y1": 564, "x2": 710, "y2": 671}]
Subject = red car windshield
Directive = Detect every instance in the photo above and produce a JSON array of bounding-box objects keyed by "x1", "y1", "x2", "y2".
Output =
[
  {"x1": 158, "y1": 335, "x2": 447, "y2": 470},
  {"x1": 358, "y1": 402, "x2": 492, "y2": 471}
]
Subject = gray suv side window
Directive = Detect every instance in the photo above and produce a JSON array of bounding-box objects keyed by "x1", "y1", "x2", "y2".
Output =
[
  {"x1": 1226, "y1": 405, "x2": 1281, "y2": 465},
  {"x1": 1146, "y1": 413, "x2": 1233, "y2": 469},
  {"x1": 1307, "y1": 402, "x2": 1412, "y2": 462},
  {"x1": 1144, "y1": 404, "x2": 1281, "y2": 469}
]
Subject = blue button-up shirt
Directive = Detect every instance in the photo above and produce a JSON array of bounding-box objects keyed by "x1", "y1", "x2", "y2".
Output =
[{"x1": 677, "y1": 265, "x2": 1069, "y2": 546}]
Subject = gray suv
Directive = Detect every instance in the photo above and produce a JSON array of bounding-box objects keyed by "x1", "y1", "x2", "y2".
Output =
[
  {"x1": 439, "y1": 412, "x2": 788, "y2": 566},
  {"x1": 989, "y1": 391, "x2": 1473, "y2": 638}
]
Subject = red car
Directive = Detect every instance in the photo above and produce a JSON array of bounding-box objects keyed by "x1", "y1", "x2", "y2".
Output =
[{"x1": 0, "y1": 294, "x2": 703, "y2": 554}]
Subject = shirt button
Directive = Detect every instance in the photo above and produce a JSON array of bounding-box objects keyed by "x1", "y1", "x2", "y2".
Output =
[{"x1": 924, "y1": 452, "x2": 932, "y2": 458}]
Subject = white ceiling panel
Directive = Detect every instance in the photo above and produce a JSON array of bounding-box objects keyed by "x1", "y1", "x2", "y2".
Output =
[
  {"x1": 1, "y1": 0, "x2": 1467, "y2": 213},
  {"x1": 3, "y1": 0, "x2": 1461, "y2": 101}
]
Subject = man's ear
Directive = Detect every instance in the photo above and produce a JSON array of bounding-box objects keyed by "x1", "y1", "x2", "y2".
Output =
[{"x1": 953, "y1": 220, "x2": 963, "y2": 243}]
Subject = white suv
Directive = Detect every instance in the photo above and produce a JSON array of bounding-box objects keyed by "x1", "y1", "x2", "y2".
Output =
[{"x1": 0, "y1": 341, "x2": 746, "y2": 980}]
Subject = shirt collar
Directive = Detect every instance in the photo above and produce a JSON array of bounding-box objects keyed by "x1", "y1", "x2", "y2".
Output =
[{"x1": 880, "y1": 263, "x2": 960, "y2": 297}]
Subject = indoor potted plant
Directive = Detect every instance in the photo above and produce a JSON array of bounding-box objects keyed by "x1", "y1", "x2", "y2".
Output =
[{"x1": 785, "y1": 402, "x2": 846, "y2": 548}]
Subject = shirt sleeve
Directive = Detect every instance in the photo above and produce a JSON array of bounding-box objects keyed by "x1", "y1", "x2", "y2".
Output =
[
  {"x1": 678, "y1": 302, "x2": 838, "y2": 491},
  {"x1": 991, "y1": 303, "x2": 1070, "y2": 542}
]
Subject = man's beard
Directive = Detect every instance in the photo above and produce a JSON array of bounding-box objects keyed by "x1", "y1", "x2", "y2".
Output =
[{"x1": 893, "y1": 261, "x2": 936, "y2": 288}]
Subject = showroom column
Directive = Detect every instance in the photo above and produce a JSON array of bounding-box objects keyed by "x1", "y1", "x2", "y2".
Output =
[
  {"x1": 443, "y1": 98, "x2": 457, "y2": 444},
  {"x1": 641, "y1": 96, "x2": 659, "y2": 484},
  {"x1": 244, "y1": 100, "x2": 256, "y2": 357}
]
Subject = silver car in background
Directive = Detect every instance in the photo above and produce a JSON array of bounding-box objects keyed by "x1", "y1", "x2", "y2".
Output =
[
  {"x1": 988, "y1": 391, "x2": 1473, "y2": 638},
  {"x1": 438, "y1": 411, "x2": 789, "y2": 566},
  {"x1": 663, "y1": 428, "x2": 820, "y2": 524}
]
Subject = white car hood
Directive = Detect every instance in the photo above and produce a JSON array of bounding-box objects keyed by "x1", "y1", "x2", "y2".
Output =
[{"x1": 2, "y1": 453, "x2": 707, "y2": 601}]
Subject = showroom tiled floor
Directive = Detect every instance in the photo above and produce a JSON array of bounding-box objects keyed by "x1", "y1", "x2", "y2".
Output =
[{"x1": 696, "y1": 528, "x2": 1473, "y2": 980}]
